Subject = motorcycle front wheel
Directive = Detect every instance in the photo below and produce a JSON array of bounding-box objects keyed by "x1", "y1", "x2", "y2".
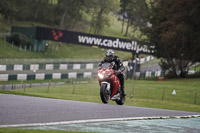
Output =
[{"x1": 100, "y1": 83, "x2": 110, "y2": 104}]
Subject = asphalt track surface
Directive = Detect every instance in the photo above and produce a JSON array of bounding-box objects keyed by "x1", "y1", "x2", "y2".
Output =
[{"x1": 0, "y1": 94, "x2": 199, "y2": 127}]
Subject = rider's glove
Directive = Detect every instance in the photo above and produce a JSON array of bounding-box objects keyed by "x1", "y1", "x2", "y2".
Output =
[{"x1": 114, "y1": 70, "x2": 121, "y2": 76}]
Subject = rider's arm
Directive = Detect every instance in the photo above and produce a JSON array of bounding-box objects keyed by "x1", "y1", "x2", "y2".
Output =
[
  {"x1": 98, "y1": 58, "x2": 106, "y2": 69},
  {"x1": 116, "y1": 58, "x2": 125, "y2": 72}
]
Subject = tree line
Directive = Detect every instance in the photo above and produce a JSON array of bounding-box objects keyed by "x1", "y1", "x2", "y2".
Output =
[
  {"x1": 149, "y1": 0, "x2": 200, "y2": 78},
  {"x1": 0, "y1": 0, "x2": 119, "y2": 34},
  {"x1": 119, "y1": 0, "x2": 200, "y2": 78},
  {"x1": 0, "y1": 0, "x2": 200, "y2": 78}
]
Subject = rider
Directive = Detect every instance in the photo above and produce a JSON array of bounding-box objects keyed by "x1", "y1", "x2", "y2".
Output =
[{"x1": 98, "y1": 49, "x2": 126, "y2": 96}]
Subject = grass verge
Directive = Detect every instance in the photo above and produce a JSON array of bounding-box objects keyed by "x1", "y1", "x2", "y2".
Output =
[
  {"x1": 1, "y1": 78, "x2": 200, "y2": 112},
  {"x1": 0, "y1": 38, "x2": 131, "y2": 60},
  {"x1": 0, "y1": 78, "x2": 88, "y2": 85}
]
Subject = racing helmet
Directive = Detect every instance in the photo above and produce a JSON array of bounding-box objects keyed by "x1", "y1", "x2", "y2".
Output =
[{"x1": 105, "y1": 49, "x2": 115, "y2": 61}]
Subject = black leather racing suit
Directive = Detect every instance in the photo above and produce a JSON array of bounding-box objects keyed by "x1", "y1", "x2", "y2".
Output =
[{"x1": 98, "y1": 56, "x2": 125, "y2": 94}]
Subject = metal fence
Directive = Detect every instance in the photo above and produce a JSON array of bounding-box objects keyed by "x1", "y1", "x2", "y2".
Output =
[{"x1": 0, "y1": 58, "x2": 101, "y2": 64}]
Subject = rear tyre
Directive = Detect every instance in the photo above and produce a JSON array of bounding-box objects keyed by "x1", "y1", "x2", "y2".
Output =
[
  {"x1": 116, "y1": 94, "x2": 125, "y2": 105},
  {"x1": 100, "y1": 83, "x2": 110, "y2": 104}
]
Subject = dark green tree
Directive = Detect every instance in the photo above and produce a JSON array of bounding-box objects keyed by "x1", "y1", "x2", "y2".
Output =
[
  {"x1": 0, "y1": 0, "x2": 18, "y2": 23},
  {"x1": 58, "y1": 0, "x2": 87, "y2": 30},
  {"x1": 0, "y1": 0, "x2": 58, "y2": 24},
  {"x1": 89, "y1": 0, "x2": 119, "y2": 35},
  {"x1": 149, "y1": 0, "x2": 200, "y2": 77},
  {"x1": 119, "y1": 0, "x2": 129, "y2": 34},
  {"x1": 119, "y1": 0, "x2": 151, "y2": 39}
]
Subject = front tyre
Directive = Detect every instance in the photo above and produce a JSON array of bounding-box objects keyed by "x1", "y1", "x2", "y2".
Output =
[{"x1": 100, "y1": 83, "x2": 110, "y2": 104}]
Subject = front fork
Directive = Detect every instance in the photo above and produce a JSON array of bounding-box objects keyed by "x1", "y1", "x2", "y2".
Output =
[{"x1": 101, "y1": 82, "x2": 111, "y2": 92}]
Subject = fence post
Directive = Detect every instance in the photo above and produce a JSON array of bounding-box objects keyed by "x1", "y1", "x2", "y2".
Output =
[
  {"x1": 2, "y1": 84, "x2": 6, "y2": 90},
  {"x1": 72, "y1": 80, "x2": 75, "y2": 94},
  {"x1": 23, "y1": 82, "x2": 26, "y2": 92},
  {"x1": 194, "y1": 89, "x2": 198, "y2": 105},
  {"x1": 21, "y1": 80, "x2": 23, "y2": 88},
  {"x1": 162, "y1": 88, "x2": 166, "y2": 101},
  {"x1": 130, "y1": 87, "x2": 134, "y2": 99},
  {"x1": 47, "y1": 80, "x2": 51, "y2": 93},
  {"x1": 11, "y1": 84, "x2": 14, "y2": 90},
  {"x1": 30, "y1": 82, "x2": 32, "y2": 88}
]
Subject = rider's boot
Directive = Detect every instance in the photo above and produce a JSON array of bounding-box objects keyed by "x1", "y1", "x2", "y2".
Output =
[
  {"x1": 118, "y1": 74, "x2": 126, "y2": 96},
  {"x1": 121, "y1": 85, "x2": 126, "y2": 96}
]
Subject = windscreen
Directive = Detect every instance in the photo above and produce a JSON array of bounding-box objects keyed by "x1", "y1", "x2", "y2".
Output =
[{"x1": 102, "y1": 63, "x2": 110, "y2": 70}]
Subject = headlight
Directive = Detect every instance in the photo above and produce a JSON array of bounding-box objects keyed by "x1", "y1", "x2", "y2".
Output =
[{"x1": 98, "y1": 73, "x2": 104, "y2": 79}]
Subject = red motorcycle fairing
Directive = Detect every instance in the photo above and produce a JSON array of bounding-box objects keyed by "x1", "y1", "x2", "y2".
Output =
[{"x1": 98, "y1": 65, "x2": 120, "y2": 98}]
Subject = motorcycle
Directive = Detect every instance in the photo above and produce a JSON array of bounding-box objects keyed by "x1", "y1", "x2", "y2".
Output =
[{"x1": 98, "y1": 62, "x2": 125, "y2": 105}]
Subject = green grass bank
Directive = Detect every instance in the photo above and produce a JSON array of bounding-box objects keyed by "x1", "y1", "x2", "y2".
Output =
[
  {"x1": 0, "y1": 16, "x2": 132, "y2": 60},
  {"x1": 1, "y1": 78, "x2": 200, "y2": 112}
]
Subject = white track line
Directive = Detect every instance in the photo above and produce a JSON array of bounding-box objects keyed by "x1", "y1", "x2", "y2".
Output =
[{"x1": 0, "y1": 115, "x2": 200, "y2": 128}]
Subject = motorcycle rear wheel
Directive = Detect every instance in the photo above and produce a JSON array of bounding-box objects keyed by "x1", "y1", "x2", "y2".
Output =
[
  {"x1": 100, "y1": 83, "x2": 110, "y2": 104},
  {"x1": 116, "y1": 94, "x2": 125, "y2": 105}
]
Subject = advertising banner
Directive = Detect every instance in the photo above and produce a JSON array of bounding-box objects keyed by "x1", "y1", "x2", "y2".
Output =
[{"x1": 35, "y1": 27, "x2": 152, "y2": 54}]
